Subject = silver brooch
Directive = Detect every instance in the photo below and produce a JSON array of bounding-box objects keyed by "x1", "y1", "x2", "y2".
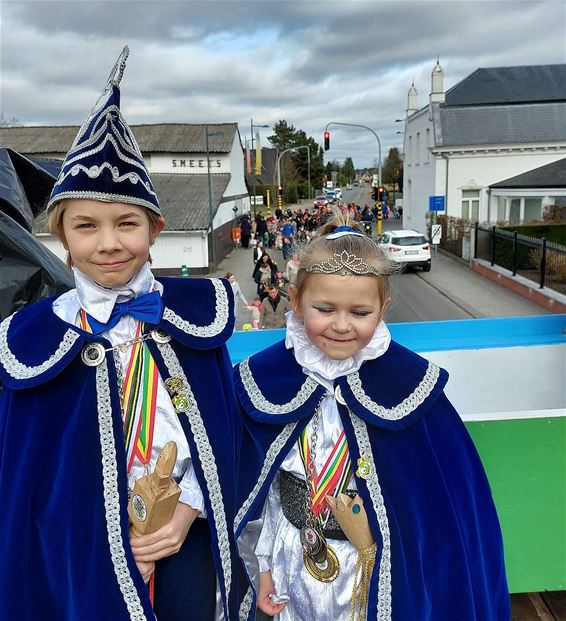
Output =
[
  {"x1": 81, "y1": 342, "x2": 106, "y2": 367},
  {"x1": 150, "y1": 328, "x2": 172, "y2": 344}
]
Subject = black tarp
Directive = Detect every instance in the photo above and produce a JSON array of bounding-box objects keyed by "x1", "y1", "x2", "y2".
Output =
[{"x1": 0, "y1": 148, "x2": 73, "y2": 319}]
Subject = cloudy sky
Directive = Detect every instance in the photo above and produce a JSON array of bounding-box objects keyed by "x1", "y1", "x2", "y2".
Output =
[{"x1": 1, "y1": 0, "x2": 565, "y2": 167}]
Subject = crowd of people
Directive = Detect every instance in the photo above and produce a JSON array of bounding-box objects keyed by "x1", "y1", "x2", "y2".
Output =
[{"x1": 229, "y1": 202, "x2": 392, "y2": 330}]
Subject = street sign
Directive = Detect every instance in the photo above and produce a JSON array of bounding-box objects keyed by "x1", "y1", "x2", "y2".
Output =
[
  {"x1": 253, "y1": 195, "x2": 264, "y2": 205},
  {"x1": 431, "y1": 224, "x2": 442, "y2": 245},
  {"x1": 429, "y1": 195, "x2": 445, "y2": 212}
]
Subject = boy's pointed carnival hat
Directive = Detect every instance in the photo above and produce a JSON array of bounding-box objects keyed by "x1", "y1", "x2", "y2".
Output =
[{"x1": 47, "y1": 46, "x2": 160, "y2": 214}]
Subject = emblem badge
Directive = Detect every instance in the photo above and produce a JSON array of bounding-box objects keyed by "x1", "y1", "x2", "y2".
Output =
[
  {"x1": 81, "y1": 343, "x2": 106, "y2": 367},
  {"x1": 131, "y1": 494, "x2": 147, "y2": 522},
  {"x1": 151, "y1": 329, "x2": 171, "y2": 344},
  {"x1": 172, "y1": 393, "x2": 190, "y2": 413},
  {"x1": 165, "y1": 377, "x2": 184, "y2": 394},
  {"x1": 356, "y1": 456, "x2": 373, "y2": 480}
]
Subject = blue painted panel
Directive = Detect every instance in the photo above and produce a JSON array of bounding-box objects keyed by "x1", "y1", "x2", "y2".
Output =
[{"x1": 226, "y1": 315, "x2": 566, "y2": 363}]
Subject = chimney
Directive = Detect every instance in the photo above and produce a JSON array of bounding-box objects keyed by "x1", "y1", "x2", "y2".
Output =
[
  {"x1": 430, "y1": 59, "x2": 445, "y2": 104},
  {"x1": 407, "y1": 82, "x2": 418, "y2": 116}
]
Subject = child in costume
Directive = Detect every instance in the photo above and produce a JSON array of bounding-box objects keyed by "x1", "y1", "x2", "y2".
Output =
[
  {"x1": 0, "y1": 47, "x2": 246, "y2": 621},
  {"x1": 233, "y1": 213, "x2": 510, "y2": 621}
]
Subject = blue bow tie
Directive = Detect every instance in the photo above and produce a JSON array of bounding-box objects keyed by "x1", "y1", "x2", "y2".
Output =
[{"x1": 85, "y1": 291, "x2": 163, "y2": 335}]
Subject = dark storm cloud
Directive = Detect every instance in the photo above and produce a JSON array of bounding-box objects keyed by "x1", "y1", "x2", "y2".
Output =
[{"x1": 1, "y1": 0, "x2": 565, "y2": 167}]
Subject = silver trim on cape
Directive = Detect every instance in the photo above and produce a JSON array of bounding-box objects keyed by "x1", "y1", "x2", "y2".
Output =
[
  {"x1": 96, "y1": 360, "x2": 150, "y2": 621},
  {"x1": 349, "y1": 410, "x2": 392, "y2": 621},
  {"x1": 238, "y1": 359, "x2": 319, "y2": 415},
  {"x1": 0, "y1": 314, "x2": 80, "y2": 380},
  {"x1": 162, "y1": 279, "x2": 229, "y2": 338},
  {"x1": 156, "y1": 341, "x2": 232, "y2": 613},
  {"x1": 346, "y1": 362, "x2": 440, "y2": 420}
]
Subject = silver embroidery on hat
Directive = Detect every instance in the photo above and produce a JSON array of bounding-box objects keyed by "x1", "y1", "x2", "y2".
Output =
[
  {"x1": 346, "y1": 362, "x2": 440, "y2": 420},
  {"x1": 0, "y1": 313, "x2": 80, "y2": 380}
]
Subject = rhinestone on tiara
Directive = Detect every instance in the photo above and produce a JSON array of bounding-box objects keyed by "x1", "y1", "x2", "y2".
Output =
[{"x1": 306, "y1": 250, "x2": 380, "y2": 276}]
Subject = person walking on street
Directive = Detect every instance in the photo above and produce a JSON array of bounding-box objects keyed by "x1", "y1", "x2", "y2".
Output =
[
  {"x1": 240, "y1": 215, "x2": 252, "y2": 249},
  {"x1": 259, "y1": 285, "x2": 291, "y2": 329},
  {"x1": 226, "y1": 272, "x2": 248, "y2": 328},
  {"x1": 253, "y1": 241, "x2": 264, "y2": 263}
]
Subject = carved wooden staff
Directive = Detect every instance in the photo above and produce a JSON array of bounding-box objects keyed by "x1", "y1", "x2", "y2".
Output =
[
  {"x1": 128, "y1": 441, "x2": 181, "y2": 603},
  {"x1": 327, "y1": 494, "x2": 377, "y2": 621}
]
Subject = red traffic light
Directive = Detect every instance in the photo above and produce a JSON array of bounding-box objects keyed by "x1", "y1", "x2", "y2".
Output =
[{"x1": 324, "y1": 131, "x2": 330, "y2": 151}]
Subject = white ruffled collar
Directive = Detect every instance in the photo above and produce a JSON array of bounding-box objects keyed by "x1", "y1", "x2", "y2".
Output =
[
  {"x1": 73, "y1": 262, "x2": 162, "y2": 324},
  {"x1": 284, "y1": 310, "x2": 391, "y2": 386}
]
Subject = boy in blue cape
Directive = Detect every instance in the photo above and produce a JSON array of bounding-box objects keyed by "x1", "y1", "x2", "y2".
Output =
[{"x1": 0, "y1": 47, "x2": 247, "y2": 621}]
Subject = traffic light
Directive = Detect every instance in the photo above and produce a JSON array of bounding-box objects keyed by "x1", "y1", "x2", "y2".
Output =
[
  {"x1": 372, "y1": 186, "x2": 379, "y2": 200},
  {"x1": 278, "y1": 186, "x2": 283, "y2": 196},
  {"x1": 324, "y1": 131, "x2": 330, "y2": 151},
  {"x1": 378, "y1": 186, "x2": 385, "y2": 201}
]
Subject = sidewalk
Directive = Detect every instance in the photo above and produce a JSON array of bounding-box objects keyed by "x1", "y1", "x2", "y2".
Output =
[
  {"x1": 210, "y1": 244, "x2": 287, "y2": 329},
  {"x1": 418, "y1": 251, "x2": 550, "y2": 318}
]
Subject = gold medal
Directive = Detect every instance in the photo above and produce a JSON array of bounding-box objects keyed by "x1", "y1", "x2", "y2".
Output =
[{"x1": 300, "y1": 525, "x2": 340, "y2": 582}]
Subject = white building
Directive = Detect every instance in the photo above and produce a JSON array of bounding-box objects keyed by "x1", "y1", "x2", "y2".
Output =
[
  {"x1": 401, "y1": 62, "x2": 566, "y2": 233},
  {"x1": 0, "y1": 123, "x2": 250, "y2": 274}
]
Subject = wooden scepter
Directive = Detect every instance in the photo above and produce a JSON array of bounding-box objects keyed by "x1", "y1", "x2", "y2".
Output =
[{"x1": 128, "y1": 441, "x2": 181, "y2": 601}]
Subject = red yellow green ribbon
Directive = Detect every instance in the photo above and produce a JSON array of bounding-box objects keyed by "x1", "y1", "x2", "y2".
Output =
[
  {"x1": 80, "y1": 310, "x2": 158, "y2": 472},
  {"x1": 298, "y1": 426, "x2": 352, "y2": 525}
]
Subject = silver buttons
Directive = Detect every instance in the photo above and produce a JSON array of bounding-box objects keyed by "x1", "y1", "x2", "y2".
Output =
[
  {"x1": 81, "y1": 342, "x2": 106, "y2": 367},
  {"x1": 150, "y1": 329, "x2": 172, "y2": 344}
]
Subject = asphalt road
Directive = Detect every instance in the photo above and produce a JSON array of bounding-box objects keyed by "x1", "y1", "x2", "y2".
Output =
[{"x1": 387, "y1": 271, "x2": 473, "y2": 322}]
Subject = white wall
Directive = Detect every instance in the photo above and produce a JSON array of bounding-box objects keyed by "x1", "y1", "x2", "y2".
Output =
[
  {"x1": 423, "y1": 344, "x2": 566, "y2": 420},
  {"x1": 403, "y1": 108, "x2": 436, "y2": 234},
  {"x1": 151, "y1": 231, "x2": 208, "y2": 269},
  {"x1": 442, "y1": 149, "x2": 566, "y2": 222}
]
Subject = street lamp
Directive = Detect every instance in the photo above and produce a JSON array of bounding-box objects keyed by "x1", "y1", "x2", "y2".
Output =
[
  {"x1": 205, "y1": 124, "x2": 224, "y2": 272},
  {"x1": 324, "y1": 121, "x2": 382, "y2": 187},
  {"x1": 250, "y1": 119, "x2": 269, "y2": 217},
  {"x1": 276, "y1": 146, "x2": 311, "y2": 202}
]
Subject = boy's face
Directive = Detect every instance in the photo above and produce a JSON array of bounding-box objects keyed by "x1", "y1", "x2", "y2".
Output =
[{"x1": 61, "y1": 199, "x2": 164, "y2": 288}]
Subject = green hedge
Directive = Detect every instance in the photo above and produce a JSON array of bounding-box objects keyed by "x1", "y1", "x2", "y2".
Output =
[{"x1": 501, "y1": 224, "x2": 566, "y2": 246}]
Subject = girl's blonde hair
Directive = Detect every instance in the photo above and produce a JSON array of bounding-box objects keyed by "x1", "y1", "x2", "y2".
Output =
[
  {"x1": 47, "y1": 201, "x2": 163, "y2": 269},
  {"x1": 293, "y1": 210, "x2": 398, "y2": 304}
]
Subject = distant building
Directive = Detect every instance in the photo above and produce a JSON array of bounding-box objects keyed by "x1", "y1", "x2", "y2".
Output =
[
  {"x1": 0, "y1": 123, "x2": 250, "y2": 273},
  {"x1": 401, "y1": 62, "x2": 566, "y2": 232}
]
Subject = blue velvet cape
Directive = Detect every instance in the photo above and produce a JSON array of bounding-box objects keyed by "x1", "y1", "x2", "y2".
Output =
[
  {"x1": 0, "y1": 277, "x2": 246, "y2": 621},
  {"x1": 233, "y1": 339, "x2": 510, "y2": 621}
]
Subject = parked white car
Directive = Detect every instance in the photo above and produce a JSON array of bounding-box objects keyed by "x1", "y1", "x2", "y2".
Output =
[
  {"x1": 377, "y1": 229, "x2": 431, "y2": 271},
  {"x1": 334, "y1": 188, "x2": 342, "y2": 200}
]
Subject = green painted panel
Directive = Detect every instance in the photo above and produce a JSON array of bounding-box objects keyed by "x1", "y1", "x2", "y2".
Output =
[{"x1": 466, "y1": 417, "x2": 566, "y2": 593}]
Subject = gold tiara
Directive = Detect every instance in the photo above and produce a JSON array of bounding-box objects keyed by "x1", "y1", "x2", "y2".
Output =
[{"x1": 306, "y1": 250, "x2": 380, "y2": 276}]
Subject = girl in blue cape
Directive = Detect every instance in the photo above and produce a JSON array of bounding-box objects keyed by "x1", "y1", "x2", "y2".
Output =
[
  {"x1": 0, "y1": 47, "x2": 244, "y2": 621},
  {"x1": 233, "y1": 212, "x2": 510, "y2": 621}
]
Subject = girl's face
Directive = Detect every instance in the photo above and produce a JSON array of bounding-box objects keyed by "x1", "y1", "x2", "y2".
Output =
[
  {"x1": 290, "y1": 272, "x2": 385, "y2": 360},
  {"x1": 61, "y1": 199, "x2": 164, "y2": 288}
]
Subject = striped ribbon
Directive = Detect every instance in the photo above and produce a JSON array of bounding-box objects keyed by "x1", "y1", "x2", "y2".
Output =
[
  {"x1": 298, "y1": 427, "x2": 353, "y2": 527},
  {"x1": 80, "y1": 311, "x2": 158, "y2": 472}
]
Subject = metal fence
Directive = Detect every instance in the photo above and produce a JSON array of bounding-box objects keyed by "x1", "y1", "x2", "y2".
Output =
[{"x1": 475, "y1": 223, "x2": 566, "y2": 295}]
